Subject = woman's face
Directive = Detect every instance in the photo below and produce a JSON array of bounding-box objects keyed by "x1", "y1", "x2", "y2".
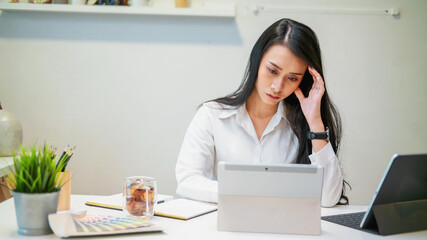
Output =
[{"x1": 254, "y1": 44, "x2": 308, "y2": 106}]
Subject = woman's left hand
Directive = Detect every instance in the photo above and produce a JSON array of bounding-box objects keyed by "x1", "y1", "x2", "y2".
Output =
[{"x1": 294, "y1": 66, "x2": 325, "y2": 131}]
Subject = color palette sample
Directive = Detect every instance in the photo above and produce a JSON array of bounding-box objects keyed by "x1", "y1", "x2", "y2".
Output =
[{"x1": 72, "y1": 214, "x2": 150, "y2": 233}]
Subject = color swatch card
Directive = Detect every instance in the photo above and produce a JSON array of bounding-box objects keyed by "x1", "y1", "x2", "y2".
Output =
[
  {"x1": 48, "y1": 212, "x2": 162, "y2": 237},
  {"x1": 72, "y1": 214, "x2": 150, "y2": 232}
]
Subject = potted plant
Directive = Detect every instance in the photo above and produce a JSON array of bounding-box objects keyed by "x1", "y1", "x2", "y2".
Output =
[{"x1": 7, "y1": 144, "x2": 68, "y2": 236}]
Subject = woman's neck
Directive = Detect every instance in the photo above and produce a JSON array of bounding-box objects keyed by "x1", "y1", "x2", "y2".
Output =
[{"x1": 246, "y1": 92, "x2": 278, "y2": 119}]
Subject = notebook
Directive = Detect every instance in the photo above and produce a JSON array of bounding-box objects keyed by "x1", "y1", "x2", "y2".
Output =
[
  {"x1": 154, "y1": 198, "x2": 217, "y2": 220},
  {"x1": 217, "y1": 161, "x2": 324, "y2": 235},
  {"x1": 85, "y1": 193, "x2": 174, "y2": 211},
  {"x1": 322, "y1": 153, "x2": 427, "y2": 235},
  {"x1": 85, "y1": 194, "x2": 216, "y2": 220}
]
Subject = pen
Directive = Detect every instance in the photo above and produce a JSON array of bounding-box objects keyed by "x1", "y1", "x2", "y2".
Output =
[
  {"x1": 55, "y1": 145, "x2": 76, "y2": 171},
  {"x1": 62, "y1": 146, "x2": 76, "y2": 171},
  {"x1": 56, "y1": 146, "x2": 69, "y2": 168}
]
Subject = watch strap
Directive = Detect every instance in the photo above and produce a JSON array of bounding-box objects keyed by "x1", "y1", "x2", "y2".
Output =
[{"x1": 307, "y1": 127, "x2": 329, "y2": 141}]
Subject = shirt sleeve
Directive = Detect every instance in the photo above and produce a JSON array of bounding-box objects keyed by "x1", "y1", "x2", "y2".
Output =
[
  {"x1": 175, "y1": 105, "x2": 218, "y2": 203},
  {"x1": 309, "y1": 142, "x2": 343, "y2": 207}
]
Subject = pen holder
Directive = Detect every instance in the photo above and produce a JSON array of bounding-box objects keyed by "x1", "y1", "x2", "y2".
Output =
[{"x1": 57, "y1": 171, "x2": 71, "y2": 212}]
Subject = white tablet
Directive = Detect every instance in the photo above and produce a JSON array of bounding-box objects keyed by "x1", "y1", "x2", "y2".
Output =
[{"x1": 217, "y1": 161, "x2": 323, "y2": 235}]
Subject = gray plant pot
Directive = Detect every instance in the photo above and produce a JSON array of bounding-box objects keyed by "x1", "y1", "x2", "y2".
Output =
[{"x1": 12, "y1": 191, "x2": 60, "y2": 236}]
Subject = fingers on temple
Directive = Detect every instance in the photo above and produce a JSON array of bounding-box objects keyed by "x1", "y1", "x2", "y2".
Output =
[{"x1": 308, "y1": 66, "x2": 325, "y2": 89}]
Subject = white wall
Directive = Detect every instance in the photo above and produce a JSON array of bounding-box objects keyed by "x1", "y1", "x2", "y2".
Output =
[{"x1": 0, "y1": 0, "x2": 426, "y2": 205}]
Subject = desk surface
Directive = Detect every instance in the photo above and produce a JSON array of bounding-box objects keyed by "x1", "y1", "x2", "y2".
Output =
[{"x1": 1, "y1": 195, "x2": 426, "y2": 240}]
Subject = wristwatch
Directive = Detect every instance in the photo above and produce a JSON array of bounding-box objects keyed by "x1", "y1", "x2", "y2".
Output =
[{"x1": 307, "y1": 127, "x2": 329, "y2": 141}]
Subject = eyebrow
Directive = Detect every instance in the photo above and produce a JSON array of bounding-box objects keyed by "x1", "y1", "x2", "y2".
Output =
[
  {"x1": 268, "y1": 61, "x2": 282, "y2": 70},
  {"x1": 289, "y1": 72, "x2": 303, "y2": 76},
  {"x1": 268, "y1": 61, "x2": 304, "y2": 75}
]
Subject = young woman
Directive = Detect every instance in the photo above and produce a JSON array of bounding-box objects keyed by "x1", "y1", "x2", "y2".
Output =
[{"x1": 175, "y1": 18, "x2": 348, "y2": 207}]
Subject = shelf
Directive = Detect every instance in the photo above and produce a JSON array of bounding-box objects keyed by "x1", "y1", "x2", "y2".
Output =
[{"x1": 0, "y1": 3, "x2": 236, "y2": 17}]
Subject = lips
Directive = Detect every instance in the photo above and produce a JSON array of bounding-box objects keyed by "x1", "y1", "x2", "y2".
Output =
[{"x1": 266, "y1": 93, "x2": 280, "y2": 100}]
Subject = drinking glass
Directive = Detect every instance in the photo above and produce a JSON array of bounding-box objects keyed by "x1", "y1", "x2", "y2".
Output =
[{"x1": 123, "y1": 176, "x2": 157, "y2": 218}]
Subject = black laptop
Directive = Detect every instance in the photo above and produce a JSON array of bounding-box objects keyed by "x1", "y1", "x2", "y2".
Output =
[{"x1": 322, "y1": 153, "x2": 427, "y2": 235}]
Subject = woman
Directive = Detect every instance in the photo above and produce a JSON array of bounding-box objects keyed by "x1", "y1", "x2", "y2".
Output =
[{"x1": 175, "y1": 18, "x2": 348, "y2": 207}]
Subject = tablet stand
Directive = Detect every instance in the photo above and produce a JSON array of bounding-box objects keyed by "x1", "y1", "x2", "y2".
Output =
[{"x1": 373, "y1": 199, "x2": 427, "y2": 235}]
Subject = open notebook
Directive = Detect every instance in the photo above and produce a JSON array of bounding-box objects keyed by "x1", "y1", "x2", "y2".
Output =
[
  {"x1": 85, "y1": 193, "x2": 174, "y2": 211},
  {"x1": 85, "y1": 194, "x2": 217, "y2": 220},
  {"x1": 155, "y1": 198, "x2": 217, "y2": 220}
]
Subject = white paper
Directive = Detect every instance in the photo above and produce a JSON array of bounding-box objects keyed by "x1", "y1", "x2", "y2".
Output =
[{"x1": 154, "y1": 199, "x2": 217, "y2": 220}]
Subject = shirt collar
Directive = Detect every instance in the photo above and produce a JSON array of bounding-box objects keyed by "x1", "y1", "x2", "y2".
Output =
[{"x1": 218, "y1": 105, "x2": 239, "y2": 119}]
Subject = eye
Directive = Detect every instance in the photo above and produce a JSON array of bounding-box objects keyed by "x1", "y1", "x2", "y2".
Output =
[
  {"x1": 288, "y1": 76, "x2": 298, "y2": 82},
  {"x1": 267, "y1": 67, "x2": 277, "y2": 75}
]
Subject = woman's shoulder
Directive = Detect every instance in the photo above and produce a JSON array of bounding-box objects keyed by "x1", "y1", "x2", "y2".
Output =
[
  {"x1": 199, "y1": 101, "x2": 238, "y2": 118},
  {"x1": 202, "y1": 101, "x2": 233, "y2": 109}
]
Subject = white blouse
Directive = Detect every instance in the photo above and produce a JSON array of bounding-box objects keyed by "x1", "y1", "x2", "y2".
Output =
[{"x1": 175, "y1": 101, "x2": 343, "y2": 207}]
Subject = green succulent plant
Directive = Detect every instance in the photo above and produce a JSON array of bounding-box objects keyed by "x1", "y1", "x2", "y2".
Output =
[{"x1": 8, "y1": 144, "x2": 68, "y2": 193}]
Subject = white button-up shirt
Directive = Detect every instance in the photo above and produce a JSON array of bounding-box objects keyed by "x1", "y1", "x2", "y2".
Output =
[{"x1": 176, "y1": 101, "x2": 343, "y2": 207}]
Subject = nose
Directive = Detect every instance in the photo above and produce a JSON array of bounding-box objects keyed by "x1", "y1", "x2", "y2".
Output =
[{"x1": 271, "y1": 77, "x2": 284, "y2": 93}]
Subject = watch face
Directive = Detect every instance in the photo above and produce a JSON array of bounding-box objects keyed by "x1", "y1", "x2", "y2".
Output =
[{"x1": 308, "y1": 132, "x2": 316, "y2": 140}]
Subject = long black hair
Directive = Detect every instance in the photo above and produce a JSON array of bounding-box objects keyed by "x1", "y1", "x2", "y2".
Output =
[{"x1": 212, "y1": 18, "x2": 349, "y2": 204}]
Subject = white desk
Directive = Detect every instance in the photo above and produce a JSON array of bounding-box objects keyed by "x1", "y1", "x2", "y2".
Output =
[{"x1": 1, "y1": 195, "x2": 426, "y2": 240}]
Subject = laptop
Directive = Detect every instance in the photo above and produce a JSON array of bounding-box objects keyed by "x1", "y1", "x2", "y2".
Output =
[
  {"x1": 217, "y1": 161, "x2": 324, "y2": 235},
  {"x1": 322, "y1": 153, "x2": 427, "y2": 235}
]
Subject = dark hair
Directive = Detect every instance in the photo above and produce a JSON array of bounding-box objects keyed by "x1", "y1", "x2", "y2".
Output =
[{"x1": 212, "y1": 18, "x2": 349, "y2": 205}]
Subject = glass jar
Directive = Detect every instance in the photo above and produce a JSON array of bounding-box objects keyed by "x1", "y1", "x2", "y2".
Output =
[{"x1": 123, "y1": 176, "x2": 157, "y2": 218}]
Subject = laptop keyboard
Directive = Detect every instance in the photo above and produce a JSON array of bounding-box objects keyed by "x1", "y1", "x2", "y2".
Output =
[{"x1": 321, "y1": 212, "x2": 366, "y2": 230}]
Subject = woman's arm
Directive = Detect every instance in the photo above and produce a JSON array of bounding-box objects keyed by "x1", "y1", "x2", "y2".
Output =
[
  {"x1": 175, "y1": 105, "x2": 218, "y2": 203},
  {"x1": 309, "y1": 142, "x2": 343, "y2": 207},
  {"x1": 295, "y1": 66, "x2": 343, "y2": 207}
]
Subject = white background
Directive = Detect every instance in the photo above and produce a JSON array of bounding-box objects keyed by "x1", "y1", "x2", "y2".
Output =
[{"x1": 0, "y1": 0, "x2": 426, "y2": 204}]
